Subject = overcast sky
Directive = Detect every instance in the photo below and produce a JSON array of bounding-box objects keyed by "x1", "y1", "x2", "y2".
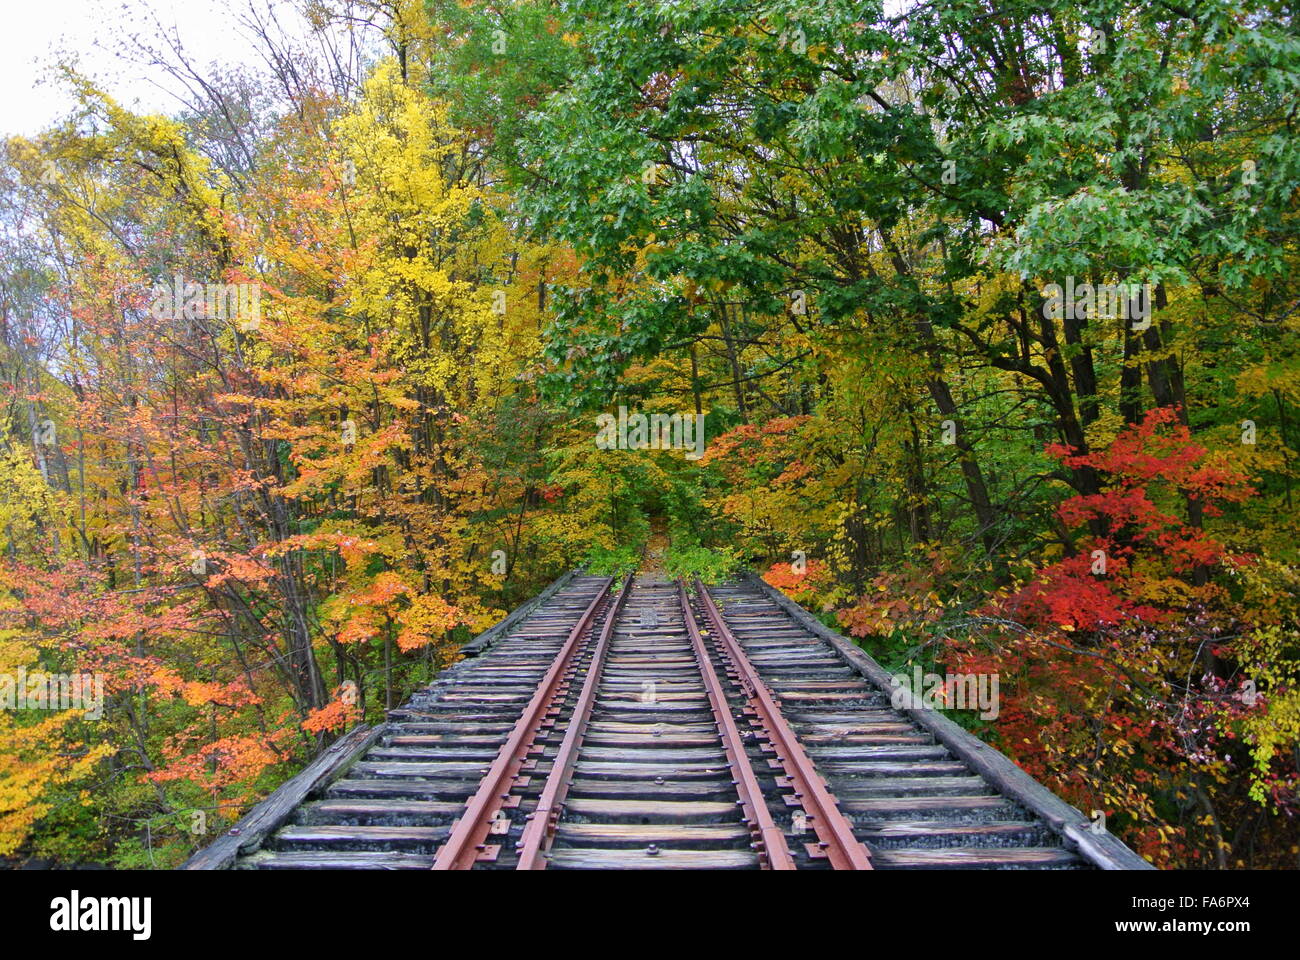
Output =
[
  {"x1": 0, "y1": 0, "x2": 312, "y2": 137},
  {"x1": 2, "y1": 1, "x2": 916, "y2": 139}
]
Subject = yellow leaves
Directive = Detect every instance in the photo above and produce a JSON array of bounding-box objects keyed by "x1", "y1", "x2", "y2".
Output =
[
  {"x1": 396, "y1": 594, "x2": 462, "y2": 653},
  {"x1": 270, "y1": 530, "x2": 386, "y2": 571},
  {"x1": 1236, "y1": 361, "x2": 1300, "y2": 404},
  {"x1": 319, "y1": 563, "x2": 461, "y2": 655},
  {"x1": 211, "y1": 392, "x2": 263, "y2": 407},
  {"x1": 0, "y1": 710, "x2": 112, "y2": 856},
  {"x1": 0, "y1": 435, "x2": 69, "y2": 553}
]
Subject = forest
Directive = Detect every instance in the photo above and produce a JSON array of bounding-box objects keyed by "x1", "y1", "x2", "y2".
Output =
[{"x1": 0, "y1": 0, "x2": 1296, "y2": 870}]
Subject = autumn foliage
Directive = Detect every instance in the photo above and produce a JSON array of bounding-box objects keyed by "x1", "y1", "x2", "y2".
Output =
[{"x1": 1, "y1": 0, "x2": 1297, "y2": 870}]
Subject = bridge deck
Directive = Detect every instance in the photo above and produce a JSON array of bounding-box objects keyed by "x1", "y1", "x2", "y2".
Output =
[{"x1": 184, "y1": 571, "x2": 1152, "y2": 871}]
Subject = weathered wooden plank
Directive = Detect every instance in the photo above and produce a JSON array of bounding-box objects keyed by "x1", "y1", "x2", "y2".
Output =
[
  {"x1": 808, "y1": 760, "x2": 968, "y2": 777},
  {"x1": 803, "y1": 733, "x2": 934, "y2": 745},
  {"x1": 572, "y1": 760, "x2": 730, "y2": 777},
  {"x1": 810, "y1": 744, "x2": 951, "y2": 761},
  {"x1": 240, "y1": 850, "x2": 434, "y2": 870},
  {"x1": 326, "y1": 778, "x2": 480, "y2": 799},
  {"x1": 554, "y1": 823, "x2": 748, "y2": 845},
  {"x1": 871, "y1": 847, "x2": 1081, "y2": 869},
  {"x1": 350, "y1": 760, "x2": 490, "y2": 778},
  {"x1": 577, "y1": 746, "x2": 727, "y2": 762},
  {"x1": 181, "y1": 724, "x2": 385, "y2": 870},
  {"x1": 548, "y1": 848, "x2": 757, "y2": 869},
  {"x1": 839, "y1": 795, "x2": 1014, "y2": 816},
  {"x1": 561, "y1": 798, "x2": 738, "y2": 821},
  {"x1": 834, "y1": 775, "x2": 994, "y2": 795},
  {"x1": 858, "y1": 819, "x2": 1043, "y2": 839},
  {"x1": 274, "y1": 824, "x2": 451, "y2": 848},
  {"x1": 298, "y1": 799, "x2": 464, "y2": 822},
  {"x1": 567, "y1": 780, "x2": 738, "y2": 799},
  {"x1": 582, "y1": 731, "x2": 719, "y2": 746},
  {"x1": 366, "y1": 746, "x2": 503, "y2": 761}
]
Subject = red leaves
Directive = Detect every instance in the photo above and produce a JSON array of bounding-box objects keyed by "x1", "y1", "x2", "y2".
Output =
[
  {"x1": 1005, "y1": 551, "x2": 1144, "y2": 632},
  {"x1": 762, "y1": 558, "x2": 830, "y2": 607},
  {"x1": 1050, "y1": 407, "x2": 1254, "y2": 509},
  {"x1": 940, "y1": 408, "x2": 1264, "y2": 866},
  {"x1": 699, "y1": 416, "x2": 812, "y2": 469},
  {"x1": 989, "y1": 408, "x2": 1251, "y2": 635},
  {"x1": 1051, "y1": 406, "x2": 1251, "y2": 574}
]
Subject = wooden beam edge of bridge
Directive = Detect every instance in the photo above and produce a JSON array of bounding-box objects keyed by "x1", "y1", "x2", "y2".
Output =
[
  {"x1": 181, "y1": 724, "x2": 386, "y2": 870},
  {"x1": 183, "y1": 569, "x2": 583, "y2": 870},
  {"x1": 741, "y1": 572, "x2": 1156, "y2": 871}
]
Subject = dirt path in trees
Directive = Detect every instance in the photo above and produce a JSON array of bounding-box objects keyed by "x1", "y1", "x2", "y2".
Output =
[{"x1": 640, "y1": 517, "x2": 669, "y2": 577}]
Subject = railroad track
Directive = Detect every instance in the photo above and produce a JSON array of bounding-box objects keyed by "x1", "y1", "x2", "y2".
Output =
[{"x1": 186, "y1": 572, "x2": 1152, "y2": 871}]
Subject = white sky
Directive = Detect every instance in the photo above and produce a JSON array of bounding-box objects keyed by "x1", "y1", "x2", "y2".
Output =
[
  {"x1": 0, "y1": 0, "x2": 312, "y2": 137},
  {"x1": 1, "y1": 1, "x2": 917, "y2": 139}
]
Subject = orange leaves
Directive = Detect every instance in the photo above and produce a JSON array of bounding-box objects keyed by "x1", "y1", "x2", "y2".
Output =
[
  {"x1": 145, "y1": 666, "x2": 261, "y2": 710},
  {"x1": 199, "y1": 551, "x2": 277, "y2": 589},
  {"x1": 286, "y1": 418, "x2": 416, "y2": 496},
  {"x1": 352, "y1": 571, "x2": 409, "y2": 607},
  {"x1": 325, "y1": 570, "x2": 406, "y2": 645},
  {"x1": 0, "y1": 53, "x2": 584, "y2": 866},
  {"x1": 150, "y1": 731, "x2": 291, "y2": 794},
  {"x1": 301, "y1": 695, "x2": 360, "y2": 735},
  {"x1": 335, "y1": 610, "x2": 382, "y2": 645},
  {"x1": 773, "y1": 460, "x2": 813, "y2": 485},
  {"x1": 762, "y1": 558, "x2": 831, "y2": 606}
]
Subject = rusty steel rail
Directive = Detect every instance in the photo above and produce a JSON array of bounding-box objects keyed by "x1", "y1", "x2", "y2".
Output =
[
  {"x1": 677, "y1": 581, "x2": 796, "y2": 869},
  {"x1": 693, "y1": 578, "x2": 873, "y2": 870},
  {"x1": 514, "y1": 574, "x2": 636, "y2": 869},
  {"x1": 432, "y1": 576, "x2": 616, "y2": 870}
]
